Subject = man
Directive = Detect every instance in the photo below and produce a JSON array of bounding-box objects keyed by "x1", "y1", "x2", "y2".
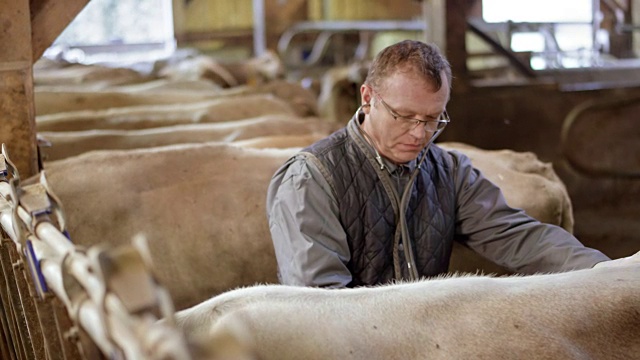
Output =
[{"x1": 266, "y1": 40, "x2": 613, "y2": 288}]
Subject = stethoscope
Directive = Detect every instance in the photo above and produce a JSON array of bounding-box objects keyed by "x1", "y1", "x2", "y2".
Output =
[{"x1": 354, "y1": 104, "x2": 446, "y2": 281}]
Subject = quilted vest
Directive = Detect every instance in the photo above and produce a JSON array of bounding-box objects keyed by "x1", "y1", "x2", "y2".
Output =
[{"x1": 302, "y1": 121, "x2": 457, "y2": 287}]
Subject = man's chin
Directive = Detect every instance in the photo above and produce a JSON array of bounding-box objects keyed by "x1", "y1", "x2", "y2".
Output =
[{"x1": 392, "y1": 152, "x2": 420, "y2": 165}]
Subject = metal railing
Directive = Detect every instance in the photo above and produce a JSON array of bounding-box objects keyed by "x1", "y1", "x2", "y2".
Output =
[{"x1": 0, "y1": 144, "x2": 198, "y2": 360}]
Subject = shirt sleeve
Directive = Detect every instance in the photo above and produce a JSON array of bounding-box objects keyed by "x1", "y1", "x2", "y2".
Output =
[
  {"x1": 450, "y1": 150, "x2": 610, "y2": 273},
  {"x1": 266, "y1": 154, "x2": 352, "y2": 287}
]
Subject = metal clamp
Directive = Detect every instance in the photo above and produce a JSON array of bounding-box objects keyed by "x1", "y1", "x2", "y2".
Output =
[
  {"x1": 10, "y1": 172, "x2": 67, "y2": 247},
  {"x1": 91, "y1": 238, "x2": 163, "y2": 318}
]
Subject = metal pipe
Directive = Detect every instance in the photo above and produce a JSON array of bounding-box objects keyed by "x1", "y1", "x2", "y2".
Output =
[
  {"x1": 252, "y1": 0, "x2": 266, "y2": 56},
  {"x1": 0, "y1": 182, "x2": 192, "y2": 360}
]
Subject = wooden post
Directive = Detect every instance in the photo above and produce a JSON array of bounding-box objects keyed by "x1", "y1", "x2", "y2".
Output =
[
  {"x1": 0, "y1": 0, "x2": 38, "y2": 179},
  {"x1": 446, "y1": 0, "x2": 477, "y2": 92}
]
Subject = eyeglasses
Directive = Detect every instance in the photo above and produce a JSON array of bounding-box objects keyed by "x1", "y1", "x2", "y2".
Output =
[{"x1": 373, "y1": 90, "x2": 450, "y2": 133}]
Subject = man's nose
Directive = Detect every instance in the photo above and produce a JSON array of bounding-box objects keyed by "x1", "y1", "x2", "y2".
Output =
[{"x1": 408, "y1": 122, "x2": 427, "y2": 139}]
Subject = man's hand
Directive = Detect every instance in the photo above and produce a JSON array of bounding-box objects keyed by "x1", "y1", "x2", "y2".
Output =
[{"x1": 593, "y1": 250, "x2": 640, "y2": 269}]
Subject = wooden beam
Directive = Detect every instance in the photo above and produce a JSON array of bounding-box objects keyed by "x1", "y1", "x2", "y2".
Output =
[
  {"x1": 446, "y1": 0, "x2": 474, "y2": 90},
  {"x1": 0, "y1": 0, "x2": 38, "y2": 179},
  {"x1": 30, "y1": 0, "x2": 89, "y2": 61}
]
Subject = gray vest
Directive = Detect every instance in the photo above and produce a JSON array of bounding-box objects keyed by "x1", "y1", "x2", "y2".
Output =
[{"x1": 303, "y1": 124, "x2": 457, "y2": 287}]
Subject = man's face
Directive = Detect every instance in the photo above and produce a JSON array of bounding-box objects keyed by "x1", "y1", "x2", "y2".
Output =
[{"x1": 360, "y1": 69, "x2": 450, "y2": 164}]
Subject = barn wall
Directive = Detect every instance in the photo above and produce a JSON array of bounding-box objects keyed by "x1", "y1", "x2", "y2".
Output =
[
  {"x1": 172, "y1": 0, "x2": 424, "y2": 56},
  {"x1": 308, "y1": 0, "x2": 421, "y2": 20}
]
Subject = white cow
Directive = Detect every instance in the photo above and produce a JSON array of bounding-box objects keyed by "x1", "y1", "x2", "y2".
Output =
[{"x1": 175, "y1": 263, "x2": 640, "y2": 360}]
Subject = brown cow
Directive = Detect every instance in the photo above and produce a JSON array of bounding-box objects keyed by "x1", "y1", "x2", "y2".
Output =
[
  {"x1": 43, "y1": 143, "x2": 293, "y2": 310},
  {"x1": 36, "y1": 94, "x2": 298, "y2": 132},
  {"x1": 33, "y1": 62, "x2": 152, "y2": 87},
  {"x1": 39, "y1": 115, "x2": 337, "y2": 161},
  {"x1": 35, "y1": 79, "x2": 317, "y2": 117},
  {"x1": 34, "y1": 78, "x2": 223, "y2": 97},
  {"x1": 231, "y1": 134, "x2": 329, "y2": 150},
  {"x1": 41, "y1": 142, "x2": 573, "y2": 310},
  {"x1": 174, "y1": 262, "x2": 640, "y2": 360},
  {"x1": 157, "y1": 51, "x2": 284, "y2": 88},
  {"x1": 440, "y1": 142, "x2": 575, "y2": 275}
]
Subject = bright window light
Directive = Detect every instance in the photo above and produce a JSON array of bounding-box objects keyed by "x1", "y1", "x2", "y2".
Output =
[
  {"x1": 483, "y1": 0, "x2": 593, "y2": 23},
  {"x1": 49, "y1": 0, "x2": 175, "y2": 63},
  {"x1": 511, "y1": 33, "x2": 546, "y2": 52},
  {"x1": 555, "y1": 25, "x2": 593, "y2": 50}
]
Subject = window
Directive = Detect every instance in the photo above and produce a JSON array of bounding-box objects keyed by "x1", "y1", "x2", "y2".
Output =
[
  {"x1": 46, "y1": 0, "x2": 175, "y2": 64},
  {"x1": 481, "y1": 0, "x2": 602, "y2": 69}
]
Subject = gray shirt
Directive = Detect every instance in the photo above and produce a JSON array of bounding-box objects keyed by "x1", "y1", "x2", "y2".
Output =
[{"x1": 266, "y1": 119, "x2": 610, "y2": 287}]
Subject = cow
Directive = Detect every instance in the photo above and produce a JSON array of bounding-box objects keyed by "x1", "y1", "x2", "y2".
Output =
[
  {"x1": 441, "y1": 142, "x2": 573, "y2": 232},
  {"x1": 317, "y1": 62, "x2": 369, "y2": 124},
  {"x1": 34, "y1": 79, "x2": 317, "y2": 117},
  {"x1": 440, "y1": 142, "x2": 576, "y2": 275},
  {"x1": 34, "y1": 78, "x2": 223, "y2": 96},
  {"x1": 173, "y1": 262, "x2": 640, "y2": 360},
  {"x1": 230, "y1": 134, "x2": 329, "y2": 150},
  {"x1": 156, "y1": 50, "x2": 284, "y2": 88},
  {"x1": 40, "y1": 142, "x2": 574, "y2": 309},
  {"x1": 33, "y1": 62, "x2": 152, "y2": 87},
  {"x1": 42, "y1": 143, "x2": 293, "y2": 310},
  {"x1": 38, "y1": 115, "x2": 337, "y2": 161},
  {"x1": 36, "y1": 94, "x2": 299, "y2": 132},
  {"x1": 35, "y1": 88, "x2": 221, "y2": 116}
]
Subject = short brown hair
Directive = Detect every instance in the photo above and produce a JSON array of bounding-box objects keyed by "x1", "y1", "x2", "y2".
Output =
[{"x1": 364, "y1": 40, "x2": 452, "y2": 93}]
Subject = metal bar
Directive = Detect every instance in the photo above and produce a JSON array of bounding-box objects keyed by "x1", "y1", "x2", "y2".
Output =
[
  {"x1": 31, "y1": 297, "x2": 65, "y2": 360},
  {"x1": 277, "y1": 19, "x2": 427, "y2": 66},
  {"x1": 1, "y1": 244, "x2": 32, "y2": 360},
  {"x1": 286, "y1": 20, "x2": 426, "y2": 32},
  {"x1": 0, "y1": 312, "x2": 14, "y2": 360},
  {"x1": 0, "y1": 171, "x2": 194, "y2": 360},
  {"x1": 252, "y1": 0, "x2": 266, "y2": 56},
  {"x1": 0, "y1": 237, "x2": 18, "y2": 360},
  {"x1": 8, "y1": 247, "x2": 43, "y2": 360},
  {"x1": 50, "y1": 296, "x2": 85, "y2": 360}
]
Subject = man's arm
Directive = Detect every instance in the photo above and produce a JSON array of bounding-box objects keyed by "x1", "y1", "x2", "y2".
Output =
[
  {"x1": 450, "y1": 151, "x2": 610, "y2": 273},
  {"x1": 266, "y1": 154, "x2": 352, "y2": 287}
]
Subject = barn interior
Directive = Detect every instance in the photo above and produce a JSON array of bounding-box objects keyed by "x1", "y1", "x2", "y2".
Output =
[{"x1": 0, "y1": 0, "x2": 639, "y2": 358}]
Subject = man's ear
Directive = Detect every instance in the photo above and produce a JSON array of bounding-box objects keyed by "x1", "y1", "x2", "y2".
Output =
[{"x1": 360, "y1": 85, "x2": 373, "y2": 113}]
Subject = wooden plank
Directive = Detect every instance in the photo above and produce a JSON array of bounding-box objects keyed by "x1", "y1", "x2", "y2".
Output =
[
  {"x1": 446, "y1": 0, "x2": 474, "y2": 91},
  {"x1": 0, "y1": 0, "x2": 38, "y2": 179},
  {"x1": 30, "y1": 0, "x2": 89, "y2": 61}
]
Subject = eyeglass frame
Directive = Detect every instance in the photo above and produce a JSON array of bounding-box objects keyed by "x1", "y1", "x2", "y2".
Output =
[{"x1": 370, "y1": 88, "x2": 450, "y2": 133}]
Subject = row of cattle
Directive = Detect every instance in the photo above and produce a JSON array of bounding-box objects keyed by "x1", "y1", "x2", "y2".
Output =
[{"x1": 22, "y1": 52, "x2": 615, "y2": 358}]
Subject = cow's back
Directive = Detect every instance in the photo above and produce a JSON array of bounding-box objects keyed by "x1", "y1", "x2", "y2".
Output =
[{"x1": 176, "y1": 265, "x2": 640, "y2": 360}]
